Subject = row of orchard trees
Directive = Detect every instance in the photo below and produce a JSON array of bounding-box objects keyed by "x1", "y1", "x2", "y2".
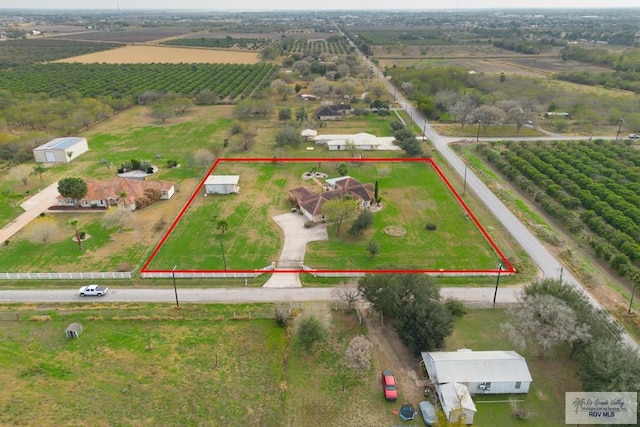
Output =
[
  {"x1": 476, "y1": 140, "x2": 640, "y2": 282},
  {"x1": 0, "y1": 63, "x2": 278, "y2": 100}
]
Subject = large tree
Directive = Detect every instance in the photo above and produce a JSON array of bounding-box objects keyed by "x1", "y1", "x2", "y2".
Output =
[
  {"x1": 503, "y1": 294, "x2": 591, "y2": 359},
  {"x1": 322, "y1": 197, "x2": 356, "y2": 236},
  {"x1": 395, "y1": 300, "x2": 454, "y2": 352},
  {"x1": 358, "y1": 273, "x2": 441, "y2": 318},
  {"x1": 57, "y1": 177, "x2": 88, "y2": 207}
]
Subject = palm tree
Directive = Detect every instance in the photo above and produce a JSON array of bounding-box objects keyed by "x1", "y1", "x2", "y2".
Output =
[
  {"x1": 31, "y1": 164, "x2": 47, "y2": 183},
  {"x1": 216, "y1": 219, "x2": 229, "y2": 235},
  {"x1": 69, "y1": 218, "x2": 82, "y2": 250}
]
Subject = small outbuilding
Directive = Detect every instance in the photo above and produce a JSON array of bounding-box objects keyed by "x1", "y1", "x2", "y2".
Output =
[
  {"x1": 421, "y1": 349, "x2": 532, "y2": 395},
  {"x1": 437, "y1": 382, "x2": 476, "y2": 425},
  {"x1": 65, "y1": 322, "x2": 83, "y2": 339},
  {"x1": 33, "y1": 137, "x2": 89, "y2": 163},
  {"x1": 204, "y1": 175, "x2": 240, "y2": 195},
  {"x1": 301, "y1": 128, "x2": 318, "y2": 141}
]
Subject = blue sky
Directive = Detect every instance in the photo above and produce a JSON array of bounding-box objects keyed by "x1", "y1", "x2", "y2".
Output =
[{"x1": 1, "y1": 0, "x2": 638, "y2": 11}]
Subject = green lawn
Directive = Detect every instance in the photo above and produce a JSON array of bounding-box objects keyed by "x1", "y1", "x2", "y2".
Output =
[
  {"x1": 146, "y1": 160, "x2": 501, "y2": 271},
  {"x1": 305, "y1": 161, "x2": 500, "y2": 271}
]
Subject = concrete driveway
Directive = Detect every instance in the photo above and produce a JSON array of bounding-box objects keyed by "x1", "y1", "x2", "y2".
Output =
[
  {"x1": 0, "y1": 181, "x2": 59, "y2": 245},
  {"x1": 263, "y1": 213, "x2": 328, "y2": 288}
]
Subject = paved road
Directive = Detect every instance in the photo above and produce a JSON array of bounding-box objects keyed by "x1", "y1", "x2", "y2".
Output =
[
  {"x1": 354, "y1": 43, "x2": 639, "y2": 348},
  {"x1": 0, "y1": 286, "x2": 520, "y2": 305}
]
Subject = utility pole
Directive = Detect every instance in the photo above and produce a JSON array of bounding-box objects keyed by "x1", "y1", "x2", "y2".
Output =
[
  {"x1": 476, "y1": 120, "x2": 481, "y2": 142},
  {"x1": 172, "y1": 265, "x2": 179, "y2": 308},
  {"x1": 558, "y1": 265, "x2": 564, "y2": 284},
  {"x1": 492, "y1": 263, "x2": 503, "y2": 309},
  {"x1": 463, "y1": 163, "x2": 468, "y2": 195},
  {"x1": 616, "y1": 118, "x2": 623, "y2": 140}
]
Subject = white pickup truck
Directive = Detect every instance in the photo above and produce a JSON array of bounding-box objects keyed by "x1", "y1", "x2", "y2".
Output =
[{"x1": 79, "y1": 284, "x2": 109, "y2": 297}]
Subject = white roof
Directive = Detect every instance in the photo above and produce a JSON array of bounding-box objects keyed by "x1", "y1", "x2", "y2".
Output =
[
  {"x1": 315, "y1": 132, "x2": 399, "y2": 150},
  {"x1": 422, "y1": 350, "x2": 532, "y2": 384},
  {"x1": 301, "y1": 129, "x2": 318, "y2": 136},
  {"x1": 438, "y1": 383, "x2": 476, "y2": 414},
  {"x1": 205, "y1": 175, "x2": 240, "y2": 185},
  {"x1": 34, "y1": 137, "x2": 86, "y2": 151}
]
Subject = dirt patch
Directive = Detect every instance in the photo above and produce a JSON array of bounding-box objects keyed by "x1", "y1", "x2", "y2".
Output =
[
  {"x1": 362, "y1": 306, "x2": 425, "y2": 404},
  {"x1": 56, "y1": 45, "x2": 260, "y2": 64},
  {"x1": 384, "y1": 225, "x2": 406, "y2": 237}
]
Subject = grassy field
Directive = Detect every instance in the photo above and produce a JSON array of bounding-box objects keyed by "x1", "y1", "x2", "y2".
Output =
[
  {"x1": 0, "y1": 304, "x2": 580, "y2": 426},
  {"x1": 146, "y1": 160, "x2": 502, "y2": 272}
]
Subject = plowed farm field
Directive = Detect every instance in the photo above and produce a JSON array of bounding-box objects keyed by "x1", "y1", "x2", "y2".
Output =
[{"x1": 56, "y1": 45, "x2": 260, "y2": 64}]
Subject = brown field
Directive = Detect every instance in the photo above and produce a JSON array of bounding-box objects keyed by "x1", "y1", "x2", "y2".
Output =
[
  {"x1": 55, "y1": 45, "x2": 260, "y2": 64},
  {"x1": 377, "y1": 55, "x2": 613, "y2": 78},
  {"x1": 48, "y1": 27, "x2": 193, "y2": 43}
]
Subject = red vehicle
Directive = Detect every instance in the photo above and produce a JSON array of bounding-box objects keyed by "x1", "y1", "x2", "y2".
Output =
[{"x1": 381, "y1": 370, "x2": 398, "y2": 401}]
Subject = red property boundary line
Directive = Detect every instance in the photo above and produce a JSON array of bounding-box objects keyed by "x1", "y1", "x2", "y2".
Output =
[{"x1": 141, "y1": 157, "x2": 515, "y2": 275}]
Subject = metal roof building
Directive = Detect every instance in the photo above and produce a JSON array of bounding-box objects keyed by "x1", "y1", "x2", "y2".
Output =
[
  {"x1": 204, "y1": 175, "x2": 240, "y2": 195},
  {"x1": 421, "y1": 349, "x2": 532, "y2": 395},
  {"x1": 33, "y1": 137, "x2": 89, "y2": 163}
]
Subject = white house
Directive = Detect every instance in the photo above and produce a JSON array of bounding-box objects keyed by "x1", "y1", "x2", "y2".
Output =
[
  {"x1": 33, "y1": 137, "x2": 89, "y2": 164},
  {"x1": 437, "y1": 382, "x2": 476, "y2": 425},
  {"x1": 421, "y1": 349, "x2": 532, "y2": 395},
  {"x1": 314, "y1": 132, "x2": 400, "y2": 151},
  {"x1": 204, "y1": 175, "x2": 240, "y2": 195},
  {"x1": 301, "y1": 129, "x2": 318, "y2": 141}
]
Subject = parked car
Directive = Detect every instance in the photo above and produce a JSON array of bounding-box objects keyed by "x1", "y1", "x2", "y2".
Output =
[
  {"x1": 419, "y1": 401, "x2": 437, "y2": 426},
  {"x1": 79, "y1": 284, "x2": 108, "y2": 296},
  {"x1": 381, "y1": 370, "x2": 398, "y2": 401},
  {"x1": 629, "y1": 134, "x2": 640, "y2": 139}
]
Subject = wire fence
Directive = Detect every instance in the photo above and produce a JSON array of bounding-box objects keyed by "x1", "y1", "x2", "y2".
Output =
[{"x1": 0, "y1": 301, "x2": 346, "y2": 323}]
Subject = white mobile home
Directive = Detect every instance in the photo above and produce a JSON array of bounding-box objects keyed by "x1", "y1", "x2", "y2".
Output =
[
  {"x1": 33, "y1": 137, "x2": 89, "y2": 163},
  {"x1": 204, "y1": 175, "x2": 240, "y2": 195},
  {"x1": 422, "y1": 349, "x2": 532, "y2": 395}
]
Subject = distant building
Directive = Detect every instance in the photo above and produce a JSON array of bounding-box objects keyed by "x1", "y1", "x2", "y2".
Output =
[{"x1": 33, "y1": 137, "x2": 88, "y2": 164}]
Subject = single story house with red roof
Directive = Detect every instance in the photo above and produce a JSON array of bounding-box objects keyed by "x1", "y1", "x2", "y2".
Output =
[{"x1": 57, "y1": 177, "x2": 175, "y2": 211}]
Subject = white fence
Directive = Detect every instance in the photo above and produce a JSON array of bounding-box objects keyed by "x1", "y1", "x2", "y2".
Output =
[
  {"x1": 140, "y1": 271, "x2": 260, "y2": 279},
  {"x1": 0, "y1": 272, "x2": 132, "y2": 280}
]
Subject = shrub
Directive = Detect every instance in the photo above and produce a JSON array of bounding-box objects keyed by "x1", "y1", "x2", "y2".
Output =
[
  {"x1": 166, "y1": 160, "x2": 178, "y2": 168},
  {"x1": 296, "y1": 316, "x2": 327, "y2": 353},
  {"x1": 153, "y1": 217, "x2": 167, "y2": 232},
  {"x1": 425, "y1": 222, "x2": 437, "y2": 231},
  {"x1": 274, "y1": 303, "x2": 292, "y2": 327},
  {"x1": 78, "y1": 231, "x2": 86, "y2": 240},
  {"x1": 445, "y1": 298, "x2": 467, "y2": 318}
]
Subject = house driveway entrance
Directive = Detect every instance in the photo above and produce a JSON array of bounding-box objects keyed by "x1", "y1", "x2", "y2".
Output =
[
  {"x1": 263, "y1": 213, "x2": 328, "y2": 288},
  {"x1": 0, "y1": 182, "x2": 59, "y2": 245}
]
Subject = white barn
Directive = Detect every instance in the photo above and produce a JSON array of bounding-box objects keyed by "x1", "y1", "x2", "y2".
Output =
[
  {"x1": 204, "y1": 175, "x2": 240, "y2": 195},
  {"x1": 437, "y1": 382, "x2": 476, "y2": 425},
  {"x1": 33, "y1": 137, "x2": 89, "y2": 163},
  {"x1": 421, "y1": 350, "x2": 532, "y2": 395}
]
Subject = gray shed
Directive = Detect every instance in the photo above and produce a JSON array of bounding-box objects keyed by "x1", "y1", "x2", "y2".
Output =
[{"x1": 65, "y1": 322, "x2": 83, "y2": 339}]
